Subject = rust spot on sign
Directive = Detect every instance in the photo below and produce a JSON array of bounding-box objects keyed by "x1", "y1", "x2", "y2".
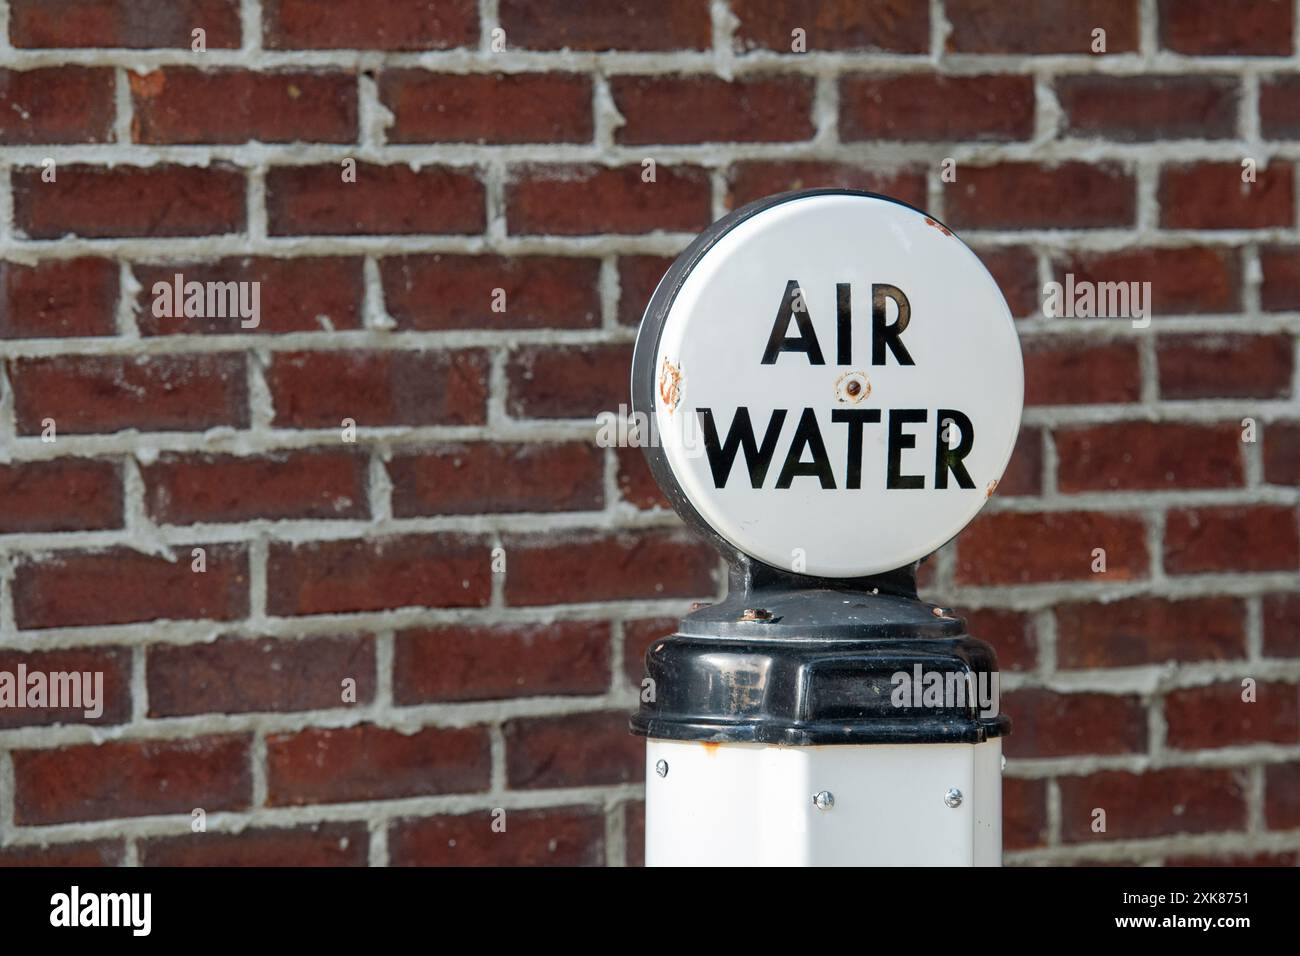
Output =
[
  {"x1": 924, "y1": 217, "x2": 953, "y2": 238},
  {"x1": 986, "y1": 479, "x2": 999, "y2": 499},
  {"x1": 658, "y1": 357, "x2": 682, "y2": 413},
  {"x1": 834, "y1": 370, "x2": 871, "y2": 404}
]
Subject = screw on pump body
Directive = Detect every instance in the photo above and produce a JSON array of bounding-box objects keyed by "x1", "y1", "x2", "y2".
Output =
[
  {"x1": 655, "y1": 759, "x2": 669, "y2": 778},
  {"x1": 944, "y1": 788, "x2": 963, "y2": 808},
  {"x1": 812, "y1": 791, "x2": 834, "y2": 810}
]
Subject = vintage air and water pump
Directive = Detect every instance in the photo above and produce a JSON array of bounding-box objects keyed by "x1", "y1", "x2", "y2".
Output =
[{"x1": 628, "y1": 189, "x2": 1024, "y2": 866}]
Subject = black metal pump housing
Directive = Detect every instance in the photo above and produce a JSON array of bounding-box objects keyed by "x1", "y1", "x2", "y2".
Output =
[{"x1": 627, "y1": 189, "x2": 1009, "y2": 747}]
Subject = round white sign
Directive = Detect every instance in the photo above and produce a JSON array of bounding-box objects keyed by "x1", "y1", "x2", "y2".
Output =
[{"x1": 635, "y1": 191, "x2": 1023, "y2": 578}]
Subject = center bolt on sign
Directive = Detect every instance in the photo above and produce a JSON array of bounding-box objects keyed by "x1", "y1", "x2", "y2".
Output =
[{"x1": 627, "y1": 189, "x2": 1024, "y2": 866}]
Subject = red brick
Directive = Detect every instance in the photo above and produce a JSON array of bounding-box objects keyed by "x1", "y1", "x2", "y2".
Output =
[
  {"x1": 134, "y1": 257, "x2": 364, "y2": 334},
  {"x1": 394, "y1": 622, "x2": 611, "y2": 703},
  {"x1": 622, "y1": 617, "x2": 678, "y2": 687},
  {"x1": 1, "y1": 258, "x2": 118, "y2": 339},
  {"x1": 1261, "y1": 245, "x2": 1300, "y2": 310},
  {"x1": 1159, "y1": 163, "x2": 1294, "y2": 230},
  {"x1": 1264, "y1": 592, "x2": 1300, "y2": 657},
  {"x1": 618, "y1": 255, "x2": 675, "y2": 327},
  {"x1": 0, "y1": 67, "x2": 115, "y2": 143},
  {"x1": 1165, "y1": 506, "x2": 1299, "y2": 574},
  {"x1": 1055, "y1": 421, "x2": 1244, "y2": 491},
  {"x1": 726, "y1": 161, "x2": 927, "y2": 210},
  {"x1": 0, "y1": 840, "x2": 124, "y2": 867},
  {"x1": 142, "y1": 450, "x2": 368, "y2": 524},
  {"x1": 141, "y1": 823, "x2": 369, "y2": 866},
  {"x1": 390, "y1": 807, "x2": 604, "y2": 866},
  {"x1": 267, "y1": 723, "x2": 490, "y2": 805},
  {"x1": 0, "y1": 647, "x2": 131, "y2": 728},
  {"x1": 1056, "y1": 75, "x2": 1238, "y2": 141},
  {"x1": 973, "y1": 245, "x2": 1039, "y2": 318},
  {"x1": 499, "y1": 0, "x2": 710, "y2": 50},
  {"x1": 946, "y1": 0, "x2": 1138, "y2": 53},
  {"x1": 625, "y1": 800, "x2": 645, "y2": 866},
  {"x1": 131, "y1": 68, "x2": 356, "y2": 144},
  {"x1": 961, "y1": 608, "x2": 1038, "y2": 671},
  {"x1": 13, "y1": 543, "x2": 248, "y2": 630},
  {"x1": 0, "y1": 459, "x2": 123, "y2": 533},
  {"x1": 1022, "y1": 338, "x2": 1142, "y2": 406},
  {"x1": 732, "y1": 0, "x2": 928, "y2": 53},
  {"x1": 841, "y1": 73, "x2": 1034, "y2": 142},
  {"x1": 507, "y1": 164, "x2": 711, "y2": 235},
  {"x1": 9, "y1": 353, "x2": 248, "y2": 435},
  {"x1": 11, "y1": 0, "x2": 240, "y2": 48},
  {"x1": 1004, "y1": 777, "x2": 1049, "y2": 849},
  {"x1": 1265, "y1": 762, "x2": 1300, "y2": 828},
  {"x1": 1060, "y1": 768, "x2": 1247, "y2": 842},
  {"x1": 264, "y1": 0, "x2": 477, "y2": 50},
  {"x1": 508, "y1": 343, "x2": 631, "y2": 420},
  {"x1": 13, "y1": 734, "x2": 251, "y2": 824},
  {"x1": 14, "y1": 164, "x2": 245, "y2": 239},
  {"x1": 1165, "y1": 681, "x2": 1299, "y2": 749},
  {"x1": 1056, "y1": 597, "x2": 1246, "y2": 668},
  {"x1": 381, "y1": 71, "x2": 592, "y2": 144},
  {"x1": 505, "y1": 530, "x2": 719, "y2": 606},
  {"x1": 388, "y1": 442, "x2": 603, "y2": 516},
  {"x1": 1054, "y1": 246, "x2": 1241, "y2": 316},
  {"x1": 617, "y1": 445, "x2": 671, "y2": 510},
  {"x1": 1261, "y1": 76, "x2": 1300, "y2": 139},
  {"x1": 267, "y1": 534, "x2": 491, "y2": 615},
  {"x1": 267, "y1": 163, "x2": 484, "y2": 236},
  {"x1": 382, "y1": 255, "x2": 600, "y2": 331},
  {"x1": 1002, "y1": 689, "x2": 1146, "y2": 758},
  {"x1": 994, "y1": 426, "x2": 1043, "y2": 497},
  {"x1": 148, "y1": 634, "x2": 376, "y2": 716},
  {"x1": 1159, "y1": 0, "x2": 1293, "y2": 55},
  {"x1": 1157, "y1": 334, "x2": 1293, "y2": 399},
  {"x1": 956, "y1": 511, "x2": 1148, "y2": 585},
  {"x1": 613, "y1": 74, "x2": 814, "y2": 144},
  {"x1": 505, "y1": 711, "x2": 643, "y2": 788},
  {"x1": 946, "y1": 163, "x2": 1136, "y2": 230},
  {"x1": 267, "y1": 349, "x2": 488, "y2": 427}
]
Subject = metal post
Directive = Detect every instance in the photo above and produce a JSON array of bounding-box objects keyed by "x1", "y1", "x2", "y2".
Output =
[{"x1": 627, "y1": 189, "x2": 1023, "y2": 866}]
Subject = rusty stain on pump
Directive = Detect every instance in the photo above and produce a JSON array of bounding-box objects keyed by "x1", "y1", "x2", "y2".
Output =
[
  {"x1": 699, "y1": 741, "x2": 721, "y2": 756},
  {"x1": 834, "y1": 370, "x2": 871, "y2": 404},
  {"x1": 658, "y1": 358, "x2": 682, "y2": 413}
]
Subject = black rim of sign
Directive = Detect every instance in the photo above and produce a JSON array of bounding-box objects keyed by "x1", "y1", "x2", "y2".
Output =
[{"x1": 629, "y1": 187, "x2": 961, "y2": 585}]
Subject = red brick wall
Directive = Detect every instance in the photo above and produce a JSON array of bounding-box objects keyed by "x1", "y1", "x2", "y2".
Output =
[{"x1": 0, "y1": 0, "x2": 1297, "y2": 867}]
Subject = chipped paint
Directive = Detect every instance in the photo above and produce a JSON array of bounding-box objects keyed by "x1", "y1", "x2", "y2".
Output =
[
  {"x1": 658, "y1": 357, "x2": 682, "y2": 413},
  {"x1": 923, "y1": 217, "x2": 953, "y2": 237},
  {"x1": 986, "y1": 479, "x2": 999, "y2": 499}
]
